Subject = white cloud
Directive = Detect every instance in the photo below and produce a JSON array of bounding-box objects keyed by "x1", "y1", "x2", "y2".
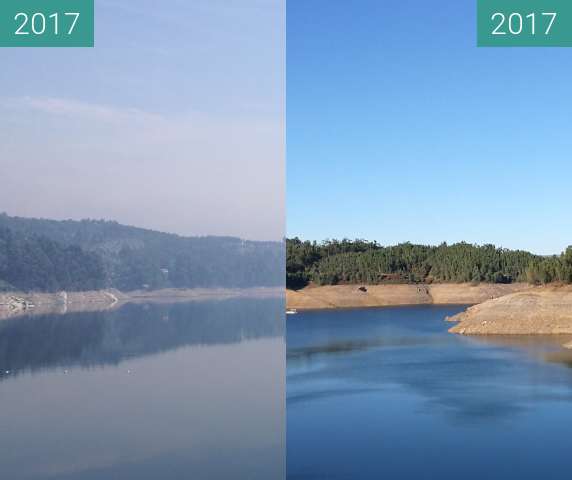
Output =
[{"x1": 15, "y1": 96, "x2": 164, "y2": 125}]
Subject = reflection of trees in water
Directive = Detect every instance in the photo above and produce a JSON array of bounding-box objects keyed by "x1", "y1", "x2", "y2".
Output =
[{"x1": 0, "y1": 298, "x2": 283, "y2": 377}]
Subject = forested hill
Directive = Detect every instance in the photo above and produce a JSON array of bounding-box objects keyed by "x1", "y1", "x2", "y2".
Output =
[
  {"x1": 287, "y1": 238, "x2": 572, "y2": 289},
  {"x1": 0, "y1": 213, "x2": 284, "y2": 292}
]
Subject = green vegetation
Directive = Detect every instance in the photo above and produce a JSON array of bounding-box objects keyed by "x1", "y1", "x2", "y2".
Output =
[
  {"x1": 0, "y1": 227, "x2": 106, "y2": 292},
  {"x1": 287, "y1": 238, "x2": 572, "y2": 289},
  {"x1": 525, "y1": 247, "x2": 572, "y2": 285},
  {"x1": 0, "y1": 213, "x2": 284, "y2": 292}
]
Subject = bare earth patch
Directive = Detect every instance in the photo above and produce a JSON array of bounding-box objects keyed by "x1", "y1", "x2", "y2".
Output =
[
  {"x1": 286, "y1": 283, "x2": 531, "y2": 310},
  {"x1": 448, "y1": 285, "x2": 572, "y2": 335}
]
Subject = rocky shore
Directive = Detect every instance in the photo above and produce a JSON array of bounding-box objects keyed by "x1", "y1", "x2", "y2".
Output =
[{"x1": 0, "y1": 290, "x2": 126, "y2": 320}]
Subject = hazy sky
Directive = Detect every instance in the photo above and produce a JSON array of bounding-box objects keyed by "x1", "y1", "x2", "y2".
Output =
[
  {"x1": 287, "y1": 0, "x2": 572, "y2": 255},
  {"x1": 0, "y1": 0, "x2": 284, "y2": 241}
]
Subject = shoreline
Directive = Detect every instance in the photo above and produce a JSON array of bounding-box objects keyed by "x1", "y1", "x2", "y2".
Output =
[
  {"x1": 286, "y1": 283, "x2": 532, "y2": 311},
  {"x1": 290, "y1": 302, "x2": 477, "y2": 312},
  {"x1": 288, "y1": 283, "x2": 572, "y2": 342},
  {"x1": 0, "y1": 287, "x2": 283, "y2": 320},
  {"x1": 448, "y1": 285, "x2": 572, "y2": 336},
  {"x1": 6, "y1": 283, "x2": 572, "y2": 339}
]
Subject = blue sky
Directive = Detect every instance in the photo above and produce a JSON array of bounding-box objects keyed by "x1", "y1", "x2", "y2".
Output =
[
  {"x1": 0, "y1": 0, "x2": 284, "y2": 240},
  {"x1": 287, "y1": 0, "x2": 572, "y2": 255}
]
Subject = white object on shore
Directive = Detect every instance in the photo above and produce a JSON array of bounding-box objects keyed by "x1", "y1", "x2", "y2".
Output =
[{"x1": 286, "y1": 308, "x2": 298, "y2": 315}]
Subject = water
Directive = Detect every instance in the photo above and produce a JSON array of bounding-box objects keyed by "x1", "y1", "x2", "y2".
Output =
[
  {"x1": 0, "y1": 298, "x2": 285, "y2": 480},
  {"x1": 287, "y1": 305, "x2": 572, "y2": 480}
]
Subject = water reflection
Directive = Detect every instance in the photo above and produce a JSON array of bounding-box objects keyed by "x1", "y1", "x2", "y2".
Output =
[
  {"x1": 287, "y1": 336, "x2": 448, "y2": 360},
  {"x1": 464, "y1": 334, "x2": 572, "y2": 368},
  {"x1": 288, "y1": 306, "x2": 572, "y2": 480},
  {"x1": 0, "y1": 297, "x2": 284, "y2": 480},
  {"x1": 287, "y1": 307, "x2": 572, "y2": 425},
  {"x1": 0, "y1": 298, "x2": 283, "y2": 378}
]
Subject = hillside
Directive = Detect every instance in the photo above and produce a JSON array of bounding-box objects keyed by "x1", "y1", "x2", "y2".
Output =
[{"x1": 0, "y1": 213, "x2": 284, "y2": 292}]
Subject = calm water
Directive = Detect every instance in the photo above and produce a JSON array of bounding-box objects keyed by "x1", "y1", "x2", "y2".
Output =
[
  {"x1": 287, "y1": 305, "x2": 572, "y2": 480},
  {"x1": 0, "y1": 298, "x2": 285, "y2": 480}
]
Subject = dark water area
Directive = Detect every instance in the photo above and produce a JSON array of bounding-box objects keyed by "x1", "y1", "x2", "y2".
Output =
[
  {"x1": 287, "y1": 306, "x2": 572, "y2": 480},
  {"x1": 0, "y1": 298, "x2": 285, "y2": 480}
]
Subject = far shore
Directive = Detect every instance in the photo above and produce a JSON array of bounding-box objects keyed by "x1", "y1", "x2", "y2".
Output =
[
  {"x1": 0, "y1": 287, "x2": 283, "y2": 320},
  {"x1": 7, "y1": 283, "x2": 572, "y2": 340},
  {"x1": 286, "y1": 283, "x2": 532, "y2": 310}
]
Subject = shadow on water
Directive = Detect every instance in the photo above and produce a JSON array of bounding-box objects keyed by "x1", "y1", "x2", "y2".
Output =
[
  {"x1": 287, "y1": 335, "x2": 448, "y2": 359},
  {"x1": 0, "y1": 297, "x2": 284, "y2": 378}
]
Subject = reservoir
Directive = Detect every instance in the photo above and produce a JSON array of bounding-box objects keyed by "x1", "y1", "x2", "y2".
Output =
[
  {"x1": 0, "y1": 298, "x2": 285, "y2": 480},
  {"x1": 287, "y1": 305, "x2": 572, "y2": 480}
]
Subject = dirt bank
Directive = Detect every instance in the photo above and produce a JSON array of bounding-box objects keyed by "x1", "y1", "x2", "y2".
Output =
[
  {"x1": 128, "y1": 287, "x2": 282, "y2": 303},
  {"x1": 286, "y1": 283, "x2": 531, "y2": 310},
  {"x1": 448, "y1": 285, "x2": 572, "y2": 335}
]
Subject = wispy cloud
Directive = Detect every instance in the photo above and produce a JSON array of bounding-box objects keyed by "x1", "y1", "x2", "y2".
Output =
[{"x1": 11, "y1": 96, "x2": 165, "y2": 125}]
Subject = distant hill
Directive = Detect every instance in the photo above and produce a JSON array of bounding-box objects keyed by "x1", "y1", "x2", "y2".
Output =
[
  {"x1": 0, "y1": 213, "x2": 284, "y2": 292},
  {"x1": 287, "y1": 238, "x2": 572, "y2": 289}
]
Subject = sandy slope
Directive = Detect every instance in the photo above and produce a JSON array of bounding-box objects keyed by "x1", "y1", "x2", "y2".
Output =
[
  {"x1": 448, "y1": 285, "x2": 572, "y2": 335},
  {"x1": 286, "y1": 283, "x2": 531, "y2": 310}
]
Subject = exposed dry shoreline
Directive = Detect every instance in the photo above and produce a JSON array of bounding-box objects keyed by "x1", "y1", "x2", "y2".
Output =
[
  {"x1": 286, "y1": 283, "x2": 532, "y2": 310},
  {"x1": 448, "y1": 285, "x2": 572, "y2": 336},
  {"x1": 288, "y1": 283, "x2": 572, "y2": 341},
  {"x1": 6, "y1": 284, "x2": 572, "y2": 339},
  {"x1": 0, "y1": 287, "x2": 283, "y2": 320}
]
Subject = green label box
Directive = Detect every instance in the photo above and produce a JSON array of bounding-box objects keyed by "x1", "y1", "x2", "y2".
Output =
[
  {"x1": 0, "y1": 0, "x2": 94, "y2": 47},
  {"x1": 478, "y1": 0, "x2": 572, "y2": 46}
]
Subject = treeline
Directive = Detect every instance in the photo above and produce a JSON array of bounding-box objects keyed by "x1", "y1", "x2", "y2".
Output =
[
  {"x1": 0, "y1": 227, "x2": 106, "y2": 292},
  {"x1": 0, "y1": 213, "x2": 284, "y2": 293},
  {"x1": 287, "y1": 238, "x2": 572, "y2": 289},
  {"x1": 526, "y1": 248, "x2": 572, "y2": 284}
]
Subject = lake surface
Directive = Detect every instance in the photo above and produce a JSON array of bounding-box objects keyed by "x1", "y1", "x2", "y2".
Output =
[
  {"x1": 0, "y1": 297, "x2": 285, "y2": 480},
  {"x1": 287, "y1": 305, "x2": 572, "y2": 480}
]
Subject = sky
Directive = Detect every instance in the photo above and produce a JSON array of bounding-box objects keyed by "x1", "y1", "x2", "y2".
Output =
[
  {"x1": 0, "y1": 0, "x2": 284, "y2": 241},
  {"x1": 287, "y1": 0, "x2": 572, "y2": 255}
]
